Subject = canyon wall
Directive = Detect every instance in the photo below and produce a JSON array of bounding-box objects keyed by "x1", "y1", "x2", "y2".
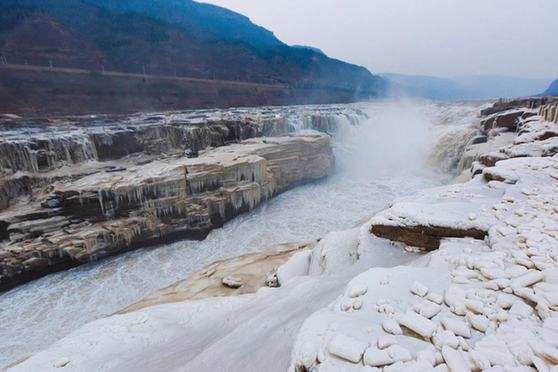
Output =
[
  {"x1": 0, "y1": 68, "x2": 378, "y2": 116},
  {"x1": 0, "y1": 106, "x2": 364, "y2": 291}
]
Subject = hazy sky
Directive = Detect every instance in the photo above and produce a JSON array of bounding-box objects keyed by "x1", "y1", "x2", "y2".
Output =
[{"x1": 203, "y1": 0, "x2": 558, "y2": 79}]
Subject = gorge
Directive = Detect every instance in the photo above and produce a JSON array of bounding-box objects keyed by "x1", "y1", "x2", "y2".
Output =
[
  {"x1": 3, "y1": 98, "x2": 558, "y2": 371},
  {"x1": 0, "y1": 100, "x2": 483, "y2": 368},
  {"x1": 1, "y1": 0, "x2": 557, "y2": 371}
]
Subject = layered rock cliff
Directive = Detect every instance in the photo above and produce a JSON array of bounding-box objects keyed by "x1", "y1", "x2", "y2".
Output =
[{"x1": 0, "y1": 106, "x2": 363, "y2": 291}]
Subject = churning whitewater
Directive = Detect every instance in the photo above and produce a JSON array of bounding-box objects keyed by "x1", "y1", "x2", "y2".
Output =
[{"x1": 0, "y1": 101, "x2": 483, "y2": 368}]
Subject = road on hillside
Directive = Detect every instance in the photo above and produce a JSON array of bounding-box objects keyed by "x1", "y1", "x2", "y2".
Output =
[{"x1": 0, "y1": 63, "x2": 287, "y2": 89}]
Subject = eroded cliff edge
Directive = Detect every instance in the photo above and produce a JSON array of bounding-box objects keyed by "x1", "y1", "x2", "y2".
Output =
[{"x1": 0, "y1": 106, "x2": 363, "y2": 291}]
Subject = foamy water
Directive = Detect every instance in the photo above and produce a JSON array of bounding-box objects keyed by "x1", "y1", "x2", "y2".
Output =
[{"x1": 0, "y1": 100, "x2": 484, "y2": 368}]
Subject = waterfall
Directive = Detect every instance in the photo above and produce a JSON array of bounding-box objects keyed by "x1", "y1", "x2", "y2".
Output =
[
  {"x1": 287, "y1": 107, "x2": 368, "y2": 134},
  {"x1": 0, "y1": 133, "x2": 98, "y2": 174},
  {"x1": 429, "y1": 126, "x2": 477, "y2": 173},
  {"x1": 426, "y1": 102, "x2": 481, "y2": 174}
]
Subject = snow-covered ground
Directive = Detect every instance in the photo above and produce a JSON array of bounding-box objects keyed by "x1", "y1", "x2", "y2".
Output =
[
  {"x1": 7, "y1": 229, "x2": 425, "y2": 371},
  {"x1": 288, "y1": 115, "x2": 558, "y2": 371},
  {"x1": 0, "y1": 101, "x2": 485, "y2": 370}
]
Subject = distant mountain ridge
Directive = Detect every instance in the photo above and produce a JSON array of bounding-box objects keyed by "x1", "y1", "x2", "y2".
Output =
[
  {"x1": 0, "y1": 0, "x2": 385, "y2": 97},
  {"x1": 385, "y1": 73, "x2": 552, "y2": 100},
  {"x1": 542, "y1": 79, "x2": 558, "y2": 96},
  {"x1": 84, "y1": 0, "x2": 285, "y2": 48},
  {"x1": 292, "y1": 45, "x2": 326, "y2": 56}
]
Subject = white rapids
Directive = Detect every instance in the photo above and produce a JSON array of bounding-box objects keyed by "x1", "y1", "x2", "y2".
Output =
[{"x1": 0, "y1": 100, "x2": 485, "y2": 368}]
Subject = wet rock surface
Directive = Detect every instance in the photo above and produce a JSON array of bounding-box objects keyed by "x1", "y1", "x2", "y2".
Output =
[{"x1": 0, "y1": 106, "x2": 362, "y2": 291}]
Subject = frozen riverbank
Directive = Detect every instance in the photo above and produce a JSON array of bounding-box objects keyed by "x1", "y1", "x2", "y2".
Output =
[
  {"x1": 289, "y1": 101, "x2": 558, "y2": 371},
  {"x1": 0, "y1": 101, "x2": 483, "y2": 369}
]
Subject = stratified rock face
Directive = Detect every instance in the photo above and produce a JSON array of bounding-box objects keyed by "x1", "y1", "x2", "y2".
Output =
[
  {"x1": 0, "y1": 134, "x2": 333, "y2": 291},
  {"x1": 479, "y1": 97, "x2": 557, "y2": 116},
  {"x1": 370, "y1": 224, "x2": 486, "y2": 251},
  {"x1": 0, "y1": 105, "x2": 362, "y2": 291},
  {"x1": 0, "y1": 115, "x2": 285, "y2": 175},
  {"x1": 539, "y1": 101, "x2": 558, "y2": 124},
  {"x1": 0, "y1": 106, "x2": 365, "y2": 210},
  {"x1": 480, "y1": 109, "x2": 537, "y2": 134}
]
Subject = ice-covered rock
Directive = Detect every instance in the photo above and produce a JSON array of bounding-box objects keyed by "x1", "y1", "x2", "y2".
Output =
[
  {"x1": 398, "y1": 310, "x2": 437, "y2": 339},
  {"x1": 369, "y1": 179, "x2": 501, "y2": 250},
  {"x1": 383, "y1": 318, "x2": 403, "y2": 335},
  {"x1": 277, "y1": 250, "x2": 312, "y2": 286},
  {"x1": 364, "y1": 347, "x2": 394, "y2": 367},
  {"x1": 432, "y1": 329, "x2": 459, "y2": 350},
  {"x1": 378, "y1": 335, "x2": 397, "y2": 349},
  {"x1": 328, "y1": 334, "x2": 367, "y2": 363},
  {"x1": 414, "y1": 300, "x2": 442, "y2": 319},
  {"x1": 222, "y1": 277, "x2": 243, "y2": 289},
  {"x1": 441, "y1": 346, "x2": 471, "y2": 372},
  {"x1": 387, "y1": 345, "x2": 412, "y2": 363},
  {"x1": 410, "y1": 281, "x2": 430, "y2": 297}
]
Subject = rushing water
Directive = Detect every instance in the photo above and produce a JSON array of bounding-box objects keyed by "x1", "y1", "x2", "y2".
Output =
[{"x1": 0, "y1": 100, "x2": 485, "y2": 368}]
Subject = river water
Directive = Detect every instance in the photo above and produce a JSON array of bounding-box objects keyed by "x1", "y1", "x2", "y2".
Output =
[{"x1": 0, "y1": 100, "x2": 485, "y2": 368}]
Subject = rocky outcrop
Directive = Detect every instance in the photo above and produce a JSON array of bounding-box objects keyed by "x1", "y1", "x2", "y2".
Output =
[
  {"x1": 0, "y1": 114, "x2": 288, "y2": 175},
  {"x1": 368, "y1": 181, "x2": 501, "y2": 250},
  {"x1": 0, "y1": 106, "x2": 364, "y2": 292},
  {"x1": 458, "y1": 101, "x2": 558, "y2": 178},
  {"x1": 539, "y1": 101, "x2": 558, "y2": 123},
  {"x1": 122, "y1": 241, "x2": 316, "y2": 313},
  {"x1": 372, "y1": 101, "x2": 558, "y2": 251},
  {"x1": 0, "y1": 106, "x2": 364, "y2": 210},
  {"x1": 370, "y1": 224, "x2": 486, "y2": 251},
  {"x1": 0, "y1": 133, "x2": 333, "y2": 291},
  {"x1": 479, "y1": 97, "x2": 557, "y2": 116},
  {"x1": 480, "y1": 109, "x2": 537, "y2": 134}
]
